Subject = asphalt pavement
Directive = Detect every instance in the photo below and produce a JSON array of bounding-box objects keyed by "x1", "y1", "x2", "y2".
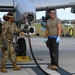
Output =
[{"x1": 0, "y1": 37, "x2": 75, "y2": 75}]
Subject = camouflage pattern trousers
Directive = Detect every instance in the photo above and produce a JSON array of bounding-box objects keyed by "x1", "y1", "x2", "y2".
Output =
[{"x1": 1, "y1": 42, "x2": 16, "y2": 66}]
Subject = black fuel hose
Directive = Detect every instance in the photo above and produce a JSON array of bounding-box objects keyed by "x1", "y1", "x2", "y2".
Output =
[{"x1": 27, "y1": 32, "x2": 50, "y2": 75}]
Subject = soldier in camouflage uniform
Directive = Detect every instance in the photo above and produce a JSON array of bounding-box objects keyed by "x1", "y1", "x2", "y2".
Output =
[{"x1": 1, "y1": 12, "x2": 22, "y2": 73}]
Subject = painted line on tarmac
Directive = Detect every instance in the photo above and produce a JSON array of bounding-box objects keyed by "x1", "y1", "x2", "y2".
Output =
[{"x1": 0, "y1": 63, "x2": 72, "y2": 75}]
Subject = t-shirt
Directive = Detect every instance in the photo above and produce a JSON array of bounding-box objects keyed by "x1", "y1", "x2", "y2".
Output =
[{"x1": 46, "y1": 18, "x2": 61, "y2": 36}]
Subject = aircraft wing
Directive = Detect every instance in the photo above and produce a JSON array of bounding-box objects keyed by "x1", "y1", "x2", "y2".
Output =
[
  {"x1": 29, "y1": 0, "x2": 75, "y2": 11},
  {"x1": 1, "y1": 0, "x2": 75, "y2": 11},
  {"x1": 0, "y1": 0, "x2": 14, "y2": 11},
  {"x1": 0, "y1": 0, "x2": 75, "y2": 22}
]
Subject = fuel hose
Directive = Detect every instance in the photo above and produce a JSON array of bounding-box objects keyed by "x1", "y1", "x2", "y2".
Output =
[{"x1": 27, "y1": 32, "x2": 50, "y2": 75}]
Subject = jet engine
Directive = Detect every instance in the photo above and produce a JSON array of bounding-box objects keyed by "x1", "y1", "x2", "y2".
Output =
[
  {"x1": 41, "y1": 9, "x2": 55, "y2": 28},
  {"x1": 41, "y1": 9, "x2": 52, "y2": 28},
  {"x1": 71, "y1": 7, "x2": 75, "y2": 13},
  {"x1": 15, "y1": 0, "x2": 36, "y2": 23}
]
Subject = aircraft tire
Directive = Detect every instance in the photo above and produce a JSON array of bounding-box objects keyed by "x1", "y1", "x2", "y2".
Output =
[{"x1": 17, "y1": 38, "x2": 26, "y2": 56}]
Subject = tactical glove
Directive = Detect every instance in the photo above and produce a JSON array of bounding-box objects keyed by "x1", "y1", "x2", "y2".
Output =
[
  {"x1": 44, "y1": 38, "x2": 47, "y2": 43},
  {"x1": 56, "y1": 36, "x2": 60, "y2": 43}
]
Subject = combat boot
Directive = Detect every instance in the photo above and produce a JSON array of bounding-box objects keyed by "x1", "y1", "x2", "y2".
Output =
[
  {"x1": 1, "y1": 65, "x2": 7, "y2": 73},
  {"x1": 12, "y1": 62, "x2": 21, "y2": 71},
  {"x1": 50, "y1": 65, "x2": 58, "y2": 70},
  {"x1": 47, "y1": 64, "x2": 53, "y2": 69}
]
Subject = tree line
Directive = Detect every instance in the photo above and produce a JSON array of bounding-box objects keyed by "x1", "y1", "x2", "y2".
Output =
[{"x1": 35, "y1": 19, "x2": 75, "y2": 24}]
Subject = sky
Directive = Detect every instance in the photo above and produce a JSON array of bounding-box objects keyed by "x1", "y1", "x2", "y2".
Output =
[
  {"x1": 36, "y1": 8, "x2": 75, "y2": 20},
  {"x1": 0, "y1": 8, "x2": 75, "y2": 21}
]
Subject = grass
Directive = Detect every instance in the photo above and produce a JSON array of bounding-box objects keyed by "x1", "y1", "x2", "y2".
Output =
[
  {"x1": 32, "y1": 23, "x2": 75, "y2": 37},
  {"x1": 32, "y1": 23, "x2": 45, "y2": 36}
]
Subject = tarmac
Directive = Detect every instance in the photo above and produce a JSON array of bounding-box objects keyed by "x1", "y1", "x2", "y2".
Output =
[{"x1": 0, "y1": 37, "x2": 75, "y2": 75}]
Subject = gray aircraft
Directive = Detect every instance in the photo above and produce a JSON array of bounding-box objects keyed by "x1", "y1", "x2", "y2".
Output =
[
  {"x1": 0, "y1": 0, "x2": 75, "y2": 31},
  {"x1": 0, "y1": 0, "x2": 75, "y2": 75}
]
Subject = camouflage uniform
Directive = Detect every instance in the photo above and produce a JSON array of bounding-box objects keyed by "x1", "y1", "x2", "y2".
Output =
[
  {"x1": 1, "y1": 21, "x2": 20, "y2": 66},
  {"x1": 0, "y1": 20, "x2": 2, "y2": 48},
  {"x1": 0, "y1": 36, "x2": 2, "y2": 48}
]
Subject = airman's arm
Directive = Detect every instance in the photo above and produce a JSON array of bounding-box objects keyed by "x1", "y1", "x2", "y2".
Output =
[{"x1": 57, "y1": 20, "x2": 62, "y2": 36}]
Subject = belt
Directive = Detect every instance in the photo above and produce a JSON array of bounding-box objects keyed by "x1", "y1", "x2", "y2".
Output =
[{"x1": 48, "y1": 36, "x2": 57, "y2": 38}]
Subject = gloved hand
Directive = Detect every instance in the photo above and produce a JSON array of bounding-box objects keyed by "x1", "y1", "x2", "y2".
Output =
[
  {"x1": 19, "y1": 32, "x2": 25, "y2": 36},
  {"x1": 56, "y1": 36, "x2": 60, "y2": 43},
  {"x1": 2, "y1": 38, "x2": 8, "y2": 50},
  {"x1": 44, "y1": 38, "x2": 47, "y2": 43}
]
